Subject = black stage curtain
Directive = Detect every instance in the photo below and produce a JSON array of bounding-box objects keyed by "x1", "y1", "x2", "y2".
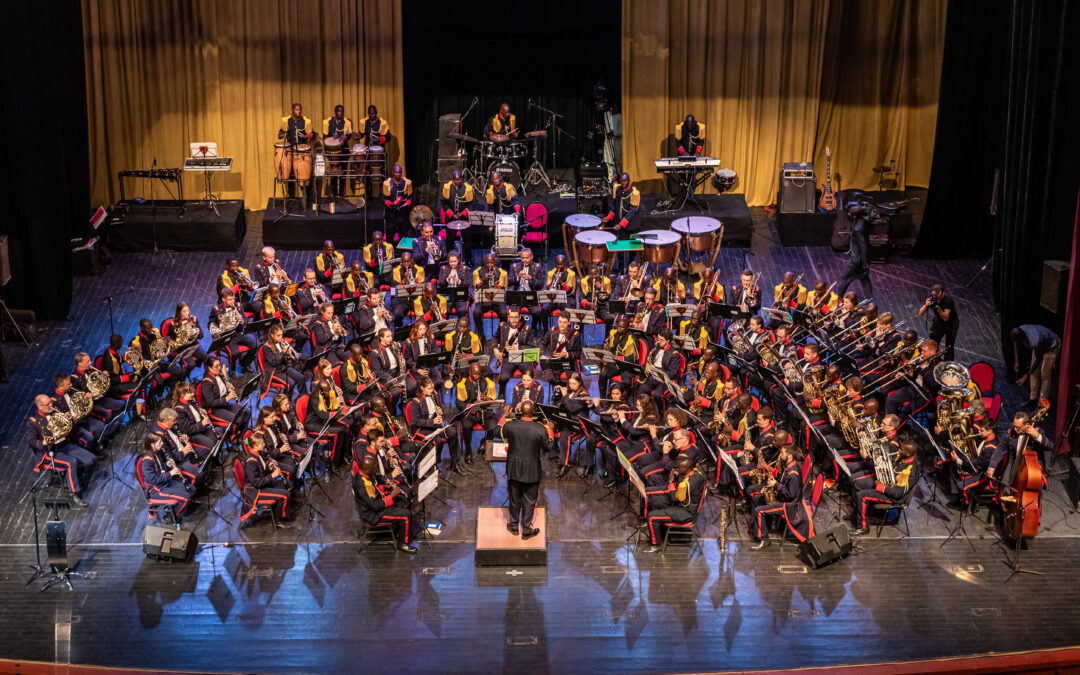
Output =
[
  {"x1": 0, "y1": 1, "x2": 88, "y2": 319},
  {"x1": 402, "y1": 0, "x2": 620, "y2": 188},
  {"x1": 916, "y1": 0, "x2": 1080, "y2": 375}
]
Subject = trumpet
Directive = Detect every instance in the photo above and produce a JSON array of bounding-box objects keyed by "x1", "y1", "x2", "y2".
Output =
[
  {"x1": 423, "y1": 235, "x2": 442, "y2": 261},
  {"x1": 235, "y1": 268, "x2": 256, "y2": 292},
  {"x1": 331, "y1": 316, "x2": 349, "y2": 340},
  {"x1": 548, "y1": 267, "x2": 566, "y2": 291},
  {"x1": 271, "y1": 259, "x2": 293, "y2": 286},
  {"x1": 279, "y1": 339, "x2": 301, "y2": 364}
]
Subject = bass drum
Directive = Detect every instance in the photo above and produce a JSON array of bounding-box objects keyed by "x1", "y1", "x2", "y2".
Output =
[{"x1": 487, "y1": 159, "x2": 520, "y2": 190}]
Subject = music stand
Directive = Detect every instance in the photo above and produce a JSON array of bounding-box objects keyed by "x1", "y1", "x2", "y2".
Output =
[
  {"x1": 538, "y1": 356, "x2": 572, "y2": 374},
  {"x1": 438, "y1": 286, "x2": 470, "y2": 305},
  {"x1": 475, "y1": 288, "x2": 506, "y2": 305},
  {"x1": 665, "y1": 303, "x2": 696, "y2": 320},
  {"x1": 392, "y1": 324, "x2": 414, "y2": 343},
  {"x1": 608, "y1": 300, "x2": 631, "y2": 316},
  {"x1": 244, "y1": 316, "x2": 277, "y2": 336},
  {"x1": 507, "y1": 348, "x2": 540, "y2": 366},
  {"x1": 672, "y1": 335, "x2": 699, "y2": 353},
  {"x1": 284, "y1": 314, "x2": 316, "y2": 336},
  {"x1": 709, "y1": 303, "x2": 752, "y2": 321},
  {"x1": 615, "y1": 448, "x2": 647, "y2": 535},
  {"x1": 302, "y1": 349, "x2": 333, "y2": 373},
  {"x1": 416, "y1": 351, "x2": 453, "y2": 372},
  {"x1": 207, "y1": 329, "x2": 241, "y2": 356},
  {"x1": 504, "y1": 291, "x2": 539, "y2": 309},
  {"x1": 562, "y1": 309, "x2": 596, "y2": 325},
  {"x1": 455, "y1": 355, "x2": 491, "y2": 374},
  {"x1": 582, "y1": 347, "x2": 617, "y2": 365},
  {"x1": 535, "y1": 290, "x2": 567, "y2": 306},
  {"x1": 428, "y1": 319, "x2": 456, "y2": 335},
  {"x1": 394, "y1": 283, "x2": 425, "y2": 299},
  {"x1": 485, "y1": 439, "x2": 508, "y2": 462},
  {"x1": 762, "y1": 307, "x2": 792, "y2": 325}
]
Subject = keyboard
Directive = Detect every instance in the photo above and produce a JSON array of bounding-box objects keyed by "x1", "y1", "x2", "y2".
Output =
[
  {"x1": 118, "y1": 168, "x2": 181, "y2": 180},
  {"x1": 654, "y1": 157, "x2": 720, "y2": 171},
  {"x1": 183, "y1": 156, "x2": 234, "y2": 171}
]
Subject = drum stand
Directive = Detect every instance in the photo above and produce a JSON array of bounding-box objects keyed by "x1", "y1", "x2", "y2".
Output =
[
  {"x1": 200, "y1": 169, "x2": 220, "y2": 216},
  {"x1": 522, "y1": 155, "x2": 551, "y2": 191}
]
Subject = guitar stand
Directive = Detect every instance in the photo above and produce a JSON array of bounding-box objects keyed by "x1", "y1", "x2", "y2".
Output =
[{"x1": 940, "y1": 502, "x2": 977, "y2": 553}]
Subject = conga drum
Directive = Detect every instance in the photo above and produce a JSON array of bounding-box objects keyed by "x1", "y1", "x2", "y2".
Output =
[
  {"x1": 574, "y1": 230, "x2": 616, "y2": 272},
  {"x1": 323, "y1": 136, "x2": 345, "y2": 175},
  {"x1": 366, "y1": 144, "x2": 386, "y2": 179},
  {"x1": 671, "y1": 216, "x2": 722, "y2": 252},
  {"x1": 273, "y1": 142, "x2": 291, "y2": 181},
  {"x1": 637, "y1": 229, "x2": 681, "y2": 263},
  {"x1": 292, "y1": 144, "x2": 313, "y2": 185}
]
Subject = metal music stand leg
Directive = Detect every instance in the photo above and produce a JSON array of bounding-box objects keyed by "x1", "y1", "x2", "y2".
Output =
[
  {"x1": 940, "y1": 504, "x2": 976, "y2": 553},
  {"x1": 1002, "y1": 506, "x2": 1043, "y2": 580}
]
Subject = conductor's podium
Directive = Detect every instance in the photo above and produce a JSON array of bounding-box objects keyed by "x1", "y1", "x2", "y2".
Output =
[{"x1": 475, "y1": 506, "x2": 547, "y2": 566}]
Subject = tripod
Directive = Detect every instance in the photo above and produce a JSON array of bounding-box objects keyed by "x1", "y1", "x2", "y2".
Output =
[
  {"x1": 940, "y1": 500, "x2": 977, "y2": 552},
  {"x1": 25, "y1": 471, "x2": 87, "y2": 592}
]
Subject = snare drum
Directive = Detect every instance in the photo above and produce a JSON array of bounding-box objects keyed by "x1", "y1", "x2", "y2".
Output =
[
  {"x1": 671, "y1": 216, "x2": 722, "y2": 252},
  {"x1": 480, "y1": 141, "x2": 500, "y2": 160},
  {"x1": 637, "y1": 229, "x2": 682, "y2": 263},
  {"x1": 291, "y1": 144, "x2": 313, "y2": 184},
  {"x1": 574, "y1": 230, "x2": 616, "y2": 269}
]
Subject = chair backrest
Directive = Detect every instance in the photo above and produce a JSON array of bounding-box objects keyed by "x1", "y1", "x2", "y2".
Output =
[
  {"x1": 525, "y1": 203, "x2": 548, "y2": 230},
  {"x1": 194, "y1": 382, "x2": 206, "y2": 407},
  {"x1": 636, "y1": 339, "x2": 648, "y2": 366},
  {"x1": 295, "y1": 394, "x2": 310, "y2": 424},
  {"x1": 332, "y1": 365, "x2": 342, "y2": 387},
  {"x1": 719, "y1": 363, "x2": 732, "y2": 382},
  {"x1": 800, "y1": 454, "x2": 813, "y2": 483},
  {"x1": 135, "y1": 456, "x2": 148, "y2": 490},
  {"x1": 233, "y1": 457, "x2": 246, "y2": 492},
  {"x1": 256, "y1": 345, "x2": 268, "y2": 372},
  {"x1": 676, "y1": 352, "x2": 687, "y2": 378},
  {"x1": 94, "y1": 355, "x2": 104, "y2": 369},
  {"x1": 810, "y1": 472, "x2": 825, "y2": 508},
  {"x1": 987, "y1": 393, "x2": 1002, "y2": 420},
  {"x1": 968, "y1": 361, "x2": 995, "y2": 394},
  {"x1": 160, "y1": 318, "x2": 174, "y2": 339}
]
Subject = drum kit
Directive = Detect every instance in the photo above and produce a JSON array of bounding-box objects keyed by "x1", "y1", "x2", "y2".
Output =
[{"x1": 451, "y1": 130, "x2": 547, "y2": 194}]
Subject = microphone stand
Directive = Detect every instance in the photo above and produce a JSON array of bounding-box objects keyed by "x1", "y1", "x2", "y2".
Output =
[{"x1": 528, "y1": 98, "x2": 568, "y2": 175}]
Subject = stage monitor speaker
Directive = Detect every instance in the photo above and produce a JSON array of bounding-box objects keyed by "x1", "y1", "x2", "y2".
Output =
[
  {"x1": 576, "y1": 161, "x2": 606, "y2": 181},
  {"x1": 798, "y1": 524, "x2": 853, "y2": 569},
  {"x1": 0, "y1": 235, "x2": 10, "y2": 286},
  {"x1": 1040, "y1": 260, "x2": 1070, "y2": 314},
  {"x1": 438, "y1": 114, "x2": 461, "y2": 159},
  {"x1": 779, "y1": 162, "x2": 817, "y2": 214},
  {"x1": 437, "y1": 158, "x2": 464, "y2": 184},
  {"x1": 46, "y1": 520, "x2": 69, "y2": 570},
  {"x1": 143, "y1": 525, "x2": 199, "y2": 563}
]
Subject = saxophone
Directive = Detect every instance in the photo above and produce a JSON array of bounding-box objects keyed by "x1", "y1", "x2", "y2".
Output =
[{"x1": 758, "y1": 457, "x2": 785, "y2": 504}]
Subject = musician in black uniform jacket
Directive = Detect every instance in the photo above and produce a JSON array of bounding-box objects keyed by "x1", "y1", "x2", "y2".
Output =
[
  {"x1": 99, "y1": 334, "x2": 137, "y2": 400},
  {"x1": 850, "y1": 441, "x2": 918, "y2": 535},
  {"x1": 456, "y1": 362, "x2": 499, "y2": 464},
  {"x1": 150, "y1": 408, "x2": 204, "y2": 487},
  {"x1": 370, "y1": 328, "x2": 405, "y2": 409},
  {"x1": 240, "y1": 434, "x2": 292, "y2": 522},
  {"x1": 750, "y1": 442, "x2": 812, "y2": 548},
  {"x1": 71, "y1": 351, "x2": 124, "y2": 421},
  {"x1": 491, "y1": 307, "x2": 538, "y2": 398},
  {"x1": 353, "y1": 455, "x2": 417, "y2": 553},
  {"x1": 310, "y1": 302, "x2": 348, "y2": 365},
  {"x1": 258, "y1": 325, "x2": 306, "y2": 396},
  {"x1": 411, "y1": 222, "x2": 446, "y2": 281},
  {"x1": 638, "y1": 329, "x2": 681, "y2": 411},
  {"x1": 170, "y1": 382, "x2": 219, "y2": 458},
  {"x1": 27, "y1": 395, "x2": 94, "y2": 506},
  {"x1": 197, "y1": 356, "x2": 250, "y2": 432},
  {"x1": 498, "y1": 400, "x2": 555, "y2": 538},
  {"x1": 643, "y1": 458, "x2": 707, "y2": 551},
  {"x1": 600, "y1": 173, "x2": 640, "y2": 230},
  {"x1": 440, "y1": 169, "x2": 474, "y2": 224},
  {"x1": 630, "y1": 287, "x2": 667, "y2": 348},
  {"x1": 438, "y1": 252, "x2": 472, "y2": 319},
  {"x1": 137, "y1": 434, "x2": 193, "y2": 518},
  {"x1": 508, "y1": 248, "x2": 544, "y2": 328},
  {"x1": 209, "y1": 288, "x2": 256, "y2": 373}
]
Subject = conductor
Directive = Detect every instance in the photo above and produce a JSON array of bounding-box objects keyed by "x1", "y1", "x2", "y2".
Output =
[{"x1": 497, "y1": 400, "x2": 554, "y2": 538}]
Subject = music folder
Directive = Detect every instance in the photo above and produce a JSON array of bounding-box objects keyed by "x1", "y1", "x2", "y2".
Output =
[
  {"x1": 416, "y1": 350, "x2": 453, "y2": 370},
  {"x1": 331, "y1": 269, "x2": 347, "y2": 286},
  {"x1": 672, "y1": 335, "x2": 699, "y2": 352},
  {"x1": 538, "y1": 356, "x2": 571, "y2": 373},
  {"x1": 284, "y1": 314, "x2": 316, "y2": 333},
  {"x1": 507, "y1": 348, "x2": 540, "y2": 365},
  {"x1": 562, "y1": 308, "x2": 595, "y2": 325},
  {"x1": 709, "y1": 303, "x2": 751, "y2": 320},
  {"x1": 428, "y1": 319, "x2": 456, "y2": 335},
  {"x1": 302, "y1": 349, "x2": 333, "y2": 373},
  {"x1": 535, "y1": 290, "x2": 566, "y2": 304},
  {"x1": 437, "y1": 285, "x2": 470, "y2": 303},
  {"x1": 608, "y1": 300, "x2": 631, "y2": 315},
  {"x1": 395, "y1": 283, "x2": 425, "y2": 298},
  {"x1": 665, "y1": 303, "x2": 696, "y2": 319},
  {"x1": 244, "y1": 317, "x2": 277, "y2": 334},
  {"x1": 476, "y1": 289, "x2": 505, "y2": 305},
  {"x1": 504, "y1": 291, "x2": 538, "y2": 307},
  {"x1": 582, "y1": 347, "x2": 616, "y2": 364},
  {"x1": 455, "y1": 354, "x2": 490, "y2": 372},
  {"x1": 392, "y1": 324, "x2": 413, "y2": 342},
  {"x1": 762, "y1": 307, "x2": 793, "y2": 325}
]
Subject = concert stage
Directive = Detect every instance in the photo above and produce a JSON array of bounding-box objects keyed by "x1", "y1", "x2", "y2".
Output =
[
  {"x1": 261, "y1": 198, "x2": 385, "y2": 249},
  {"x1": 2, "y1": 214, "x2": 1077, "y2": 675},
  {"x1": 639, "y1": 193, "x2": 753, "y2": 247},
  {"x1": 107, "y1": 199, "x2": 246, "y2": 252}
]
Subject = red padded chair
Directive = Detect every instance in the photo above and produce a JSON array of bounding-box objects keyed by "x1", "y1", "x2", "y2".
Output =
[
  {"x1": 136, "y1": 457, "x2": 181, "y2": 524},
  {"x1": 234, "y1": 457, "x2": 278, "y2": 526},
  {"x1": 523, "y1": 204, "x2": 548, "y2": 247},
  {"x1": 968, "y1": 361, "x2": 995, "y2": 395}
]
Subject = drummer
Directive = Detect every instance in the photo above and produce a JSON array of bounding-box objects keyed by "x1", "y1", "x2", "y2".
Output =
[
  {"x1": 382, "y1": 165, "x2": 413, "y2": 234},
  {"x1": 323, "y1": 104, "x2": 352, "y2": 198},
  {"x1": 357, "y1": 105, "x2": 390, "y2": 192},
  {"x1": 600, "y1": 173, "x2": 640, "y2": 231},
  {"x1": 440, "y1": 169, "x2": 475, "y2": 251},
  {"x1": 486, "y1": 171, "x2": 521, "y2": 219},
  {"x1": 278, "y1": 102, "x2": 315, "y2": 198},
  {"x1": 484, "y1": 103, "x2": 520, "y2": 141}
]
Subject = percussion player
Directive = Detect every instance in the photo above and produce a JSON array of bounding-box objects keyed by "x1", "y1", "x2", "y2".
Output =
[
  {"x1": 383, "y1": 165, "x2": 413, "y2": 233},
  {"x1": 322, "y1": 104, "x2": 352, "y2": 198},
  {"x1": 484, "y1": 102, "x2": 520, "y2": 141},
  {"x1": 278, "y1": 102, "x2": 315, "y2": 198},
  {"x1": 600, "y1": 173, "x2": 640, "y2": 231}
]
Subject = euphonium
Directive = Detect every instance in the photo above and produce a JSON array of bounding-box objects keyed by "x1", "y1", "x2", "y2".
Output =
[
  {"x1": 727, "y1": 319, "x2": 751, "y2": 354},
  {"x1": 756, "y1": 340, "x2": 780, "y2": 366},
  {"x1": 210, "y1": 306, "x2": 241, "y2": 338},
  {"x1": 779, "y1": 357, "x2": 802, "y2": 384}
]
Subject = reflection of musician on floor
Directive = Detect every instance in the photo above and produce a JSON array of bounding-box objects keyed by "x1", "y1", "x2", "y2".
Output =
[
  {"x1": 484, "y1": 103, "x2": 520, "y2": 141},
  {"x1": 600, "y1": 173, "x2": 640, "y2": 231},
  {"x1": 322, "y1": 105, "x2": 352, "y2": 198},
  {"x1": 472, "y1": 254, "x2": 508, "y2": 343},
  {"x1": 486, "y1": 171, "x2": 521, "y2": 218},
  {"x1": 675, "y1": 115, "x2": 705, "y2": 156},
  {"x1": 382, "y1": 165, "x2": 413, "y2": 231},
  {"x1": 438, "y1": 252, "x2": 471, "y2": 318},
  {"x1": 278, "y1": 103, "x2": 314, "y2": 198},
  {"x1": 440, "y1": 170, "x2": 475, "y2": 223}
]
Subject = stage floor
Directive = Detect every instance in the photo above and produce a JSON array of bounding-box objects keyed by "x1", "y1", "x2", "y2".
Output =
[{"x1": 2, "y1": 207, "x2": 1077, "y2": 672}]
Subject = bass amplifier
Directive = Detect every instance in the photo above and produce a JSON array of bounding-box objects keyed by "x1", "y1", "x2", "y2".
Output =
[{"x1": 779, "y1": 162, "x2": 817, "y2": 214}]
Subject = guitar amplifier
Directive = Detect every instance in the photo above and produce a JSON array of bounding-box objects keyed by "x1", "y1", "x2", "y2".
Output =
[{"x1": 779, "y1": 162, "x2": 817, "y2": 214}]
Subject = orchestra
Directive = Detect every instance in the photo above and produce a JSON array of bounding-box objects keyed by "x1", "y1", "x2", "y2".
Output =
[{"x1": 23, "y1": 115, "x2": 1043, "y2": 560}]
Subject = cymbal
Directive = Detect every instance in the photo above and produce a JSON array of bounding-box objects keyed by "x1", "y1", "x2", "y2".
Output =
[
  {"x1": 872, "y1": 165, "x2": 892, "y2": 173},
  {"x1": 450, "y1": 132, "x2": 479, "y2": 143},
  {"x1": 447, "y1": 219, "x2": 470, "y2": 231},
  {"x1": 410, "y1": 205, "x2": 434, "y2": 227}
]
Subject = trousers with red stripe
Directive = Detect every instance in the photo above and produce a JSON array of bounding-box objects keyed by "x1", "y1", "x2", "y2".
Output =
[
  {"x1": 647, "y1": 506, "x2": 694, "y2": 545},
  {"x1": 34, "y1": 446, "x2": 96, "y2": 493}
]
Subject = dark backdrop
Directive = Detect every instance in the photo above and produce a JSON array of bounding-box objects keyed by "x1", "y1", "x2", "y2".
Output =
[
  {"x1": 915, "y1": 0, "x2": 1080, "y2": 377},
  {"x1": 402, "y1": 0, "x2": 620, "y2": 188},
  {"x1": 0, "y1": 0, "x2": 87, "y2": 319}
]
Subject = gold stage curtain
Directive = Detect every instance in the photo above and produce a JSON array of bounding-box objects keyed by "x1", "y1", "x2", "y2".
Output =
[
  {"x1": 83, "y1": 0, "x2": 405, "y2": 209},
  {"x1": 622, "y1": 0, "x2": 946, "y2": 205}
]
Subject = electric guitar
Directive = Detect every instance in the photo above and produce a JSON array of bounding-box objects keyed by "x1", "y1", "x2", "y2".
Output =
[{"x1": 819, "y1": 146, "x2": 837, "y2": 212}]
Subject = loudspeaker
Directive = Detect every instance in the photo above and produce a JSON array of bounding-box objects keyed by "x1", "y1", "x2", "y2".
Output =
[
  {"x1": 46, "y1": 520, "x2": 69, "y2": 570},
  {"x1": 1040, "y1": 260, "x2": 1070, "y2": 314},
  {"x1": 779, "y1": 162, "x2": 817, "y2": 214},
  {"x1": 576, "y1": 161, "x2": 607, "y2": 181},
  {"x1": 143, "y1": 525, "x2": 199, "y2": 563},
  {"x1": 438, "y1": 114, "x2": 462, "y2": 159},
  {"x1": 798, "y1": 524, "x2": 853, "y2": 569},
  {"x1": 437, "y1": 158, "x2": 464, "y2": 184}
]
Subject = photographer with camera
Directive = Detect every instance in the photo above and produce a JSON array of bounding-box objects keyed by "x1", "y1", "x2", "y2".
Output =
[{"x1": 919, "y1": 283, "x2": 959, "y2": 358}]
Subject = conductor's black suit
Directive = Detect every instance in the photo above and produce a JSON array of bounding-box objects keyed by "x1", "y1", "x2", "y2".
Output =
[{"x1": 498, "y1": 416, "x2": 554, "y2": 529}]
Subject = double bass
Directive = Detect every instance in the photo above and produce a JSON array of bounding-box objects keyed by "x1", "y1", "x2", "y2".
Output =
[{"x1": 1002, "y1": 399, "x2": 1050, "y2": 540}]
